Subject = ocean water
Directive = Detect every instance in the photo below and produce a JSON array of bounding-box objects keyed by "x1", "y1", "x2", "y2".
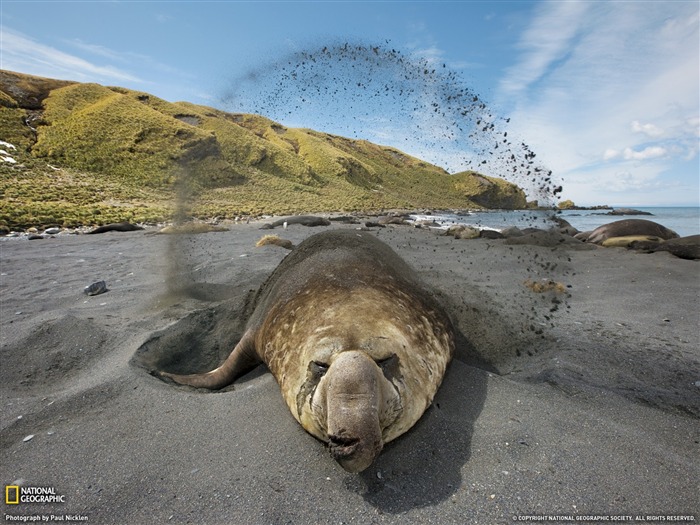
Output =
[
  {"x1": 410, "y1": 207, "x2": 700, "y2": 238},
  {"x1": 556, "y1": 207, "x2": 699, "y2": 238}
]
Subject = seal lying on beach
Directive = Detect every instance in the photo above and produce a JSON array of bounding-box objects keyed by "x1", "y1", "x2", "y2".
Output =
[
  {"x1": 86, "y1": 222, "x2": 144, "y2": 234},
  {"x1": 585, "y1": 219, "x2": 679, "y2": 245},
  {"x1": 260, "y1": 215, "x2": 331, "y2": 229},
  {"x1": 629, "y1": 235, "x2": 700, "y2": 260},
  {"x1": 157, "y1": 230, "x2": 455, "y2": 472}
]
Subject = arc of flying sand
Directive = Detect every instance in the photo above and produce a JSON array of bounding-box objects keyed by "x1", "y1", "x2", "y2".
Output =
[{"x1": 221, "y1": 41, "x2": 562, "y2": 207}]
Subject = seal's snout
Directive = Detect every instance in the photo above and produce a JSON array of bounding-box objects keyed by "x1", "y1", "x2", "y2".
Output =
[{"x1": 323, "y1": 351, "x2": 386, "y2": 473}]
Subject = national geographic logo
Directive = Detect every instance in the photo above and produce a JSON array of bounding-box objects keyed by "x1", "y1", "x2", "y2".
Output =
[
  {"x1": 5, "y1": 486, "x2": 66, "y2": 504},
  {"x1": 5, "y1": 486, "x2": 18, "y2": 505}
]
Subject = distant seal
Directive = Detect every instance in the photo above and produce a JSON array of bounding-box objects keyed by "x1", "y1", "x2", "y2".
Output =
[
  {"x1": 551, "y1": 216, "x2": 579, "y2": 236},
  {"x1": 601, "y1": 235, "x2": 663, "y2": 248},
  {"x1": 86, "y1": 222, "x2": 143, "y2": 234},
  {"x1": 157, "y1": 230, "x2": 454, "y2": 472},
  {"x1": 479, "y1": 229, "x2": 504, "y2": 240},
  {"x1": 630, "y1": 235, "x2": 700, "y2": 260},
  {"x1": 606, "y1": 208, "x2": 653, "y2": 216},
  {"x1": 377, "y1": 216, "x2": 408, "y2": 225},
  {"x1": 585, "y1": 219, "x2": 679, "y2": 245},
  {"x1": 260, "y1": 215, "x2": 331, "y2": 229},
  {"x1": 152, "y1": 223, "x2": 228, "y2": 235}
]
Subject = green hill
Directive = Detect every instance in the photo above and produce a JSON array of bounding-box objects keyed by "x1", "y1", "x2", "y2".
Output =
[{"x1": 0, "y1": 70, "x2": 527, "y2": 229}]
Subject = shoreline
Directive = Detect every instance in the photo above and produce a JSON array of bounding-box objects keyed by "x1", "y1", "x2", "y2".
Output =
[
  {"x1": 3, "y1": 205, "x2": 698, "y2": 239},
  {"x1": 0, "y1": 203, "x2": 665, "y2": 233}
]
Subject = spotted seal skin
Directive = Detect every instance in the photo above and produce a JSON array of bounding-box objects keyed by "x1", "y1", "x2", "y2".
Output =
[{"x1": 157, "y1": 230, "x2": 455, "y2": 473}]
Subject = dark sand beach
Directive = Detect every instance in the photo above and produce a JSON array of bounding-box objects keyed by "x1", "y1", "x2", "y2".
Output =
[{"x1": 1, "y1": 220, "x2": 698, "y2": 524}]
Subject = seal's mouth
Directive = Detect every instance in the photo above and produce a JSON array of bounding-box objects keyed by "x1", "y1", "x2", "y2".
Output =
[{"x1": 328, "y1": 434, "x2": 360, "y2": 459}]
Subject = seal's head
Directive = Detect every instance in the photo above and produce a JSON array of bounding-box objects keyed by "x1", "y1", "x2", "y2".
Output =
[{"x1": 297, "y1": 350, "x2": 403, "y2": 473}]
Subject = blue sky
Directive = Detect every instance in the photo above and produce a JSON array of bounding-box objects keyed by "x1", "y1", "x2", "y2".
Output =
[{"x1": 1, "y1": 1, "x2": 698, "y2": 206}]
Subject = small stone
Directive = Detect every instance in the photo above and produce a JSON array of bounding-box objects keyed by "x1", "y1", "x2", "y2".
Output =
[{"x1": 84, "y1": 281, "x2": 108, "y2": 296}]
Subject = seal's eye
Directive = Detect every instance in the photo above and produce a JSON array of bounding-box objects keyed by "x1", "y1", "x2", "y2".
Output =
[
  {"x1": 297, "y1": 361, "x2": 329, "y2": 418},
  {"x1": 376, "y1": 354, "x2": 401, "y2": 382},
  {"x1": 311, "y1": 361, "x2": 329, "y2": 377},
  {"x1": 376, "y1": 355, "x2": 393, "y2": 366}
]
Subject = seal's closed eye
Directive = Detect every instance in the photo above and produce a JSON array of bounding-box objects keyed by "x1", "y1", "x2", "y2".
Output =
[
  {"x1": 311, "y1": 361, "x2": 329, "y2": 375},
  {"x1": 377, "y1": 354, "x2": 401, "y2": 382},
  {"x1": 297, "y1": 360, "x2": 329, "y2": 417}
]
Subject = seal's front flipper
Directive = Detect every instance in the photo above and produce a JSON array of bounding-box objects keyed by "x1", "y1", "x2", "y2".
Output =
[{"x1": 156, "y1": 330, "x2": 261, "y2": 390}]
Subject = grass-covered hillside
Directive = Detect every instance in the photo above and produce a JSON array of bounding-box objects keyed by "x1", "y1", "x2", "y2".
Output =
[{"x1": 0, "y1": 70, "x2": 527, "y2": 229}]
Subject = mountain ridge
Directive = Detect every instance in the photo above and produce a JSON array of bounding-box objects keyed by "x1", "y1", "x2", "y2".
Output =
[{"x1": 0, "y1": 70, "x2": 528, "y2": 229}]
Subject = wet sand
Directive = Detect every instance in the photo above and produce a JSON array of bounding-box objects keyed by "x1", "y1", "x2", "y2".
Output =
[{"x1": 1, "y1": 220, "x2": 698, "y2": 524}]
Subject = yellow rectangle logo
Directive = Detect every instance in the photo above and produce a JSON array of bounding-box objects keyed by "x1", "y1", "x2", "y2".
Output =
[{"x1": 5, "y1": 485, "x2": 19, "y2": 504}]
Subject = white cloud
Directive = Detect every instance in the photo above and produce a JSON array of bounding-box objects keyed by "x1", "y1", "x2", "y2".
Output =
[
  {"x1": 498, "y1": 1, "x2": 590, "y2": 95},
  {"x1": 601, "y1": 144, "x2": 668, "y2": 163},
  {"x1": 561, "y1": 161, "x2": 694, "y2": 206},
  {"x1": 410, "y1": 45, "x2": 481, "y2": 70},
  {"x1": 631, "y1": 120, "x2": 664, "y2": 137},
  {"x1": 64, "y1": 37, "x2": 188, "y2": 78},
  {"x1": 496, "y1": 1, "x2": 699, "y2": 205},
  {"x1": 156, "y1": 13, "x2": 173, "y2": 24},
  {"x1": 603, "y1": 149, "x2": 619, "y2": 161},
  {"x1": 622, "y1": 146, "x2": 667, "y2": 161},
  {"x1": 66, "y1": 39, "x2": 127, "y2": 62},
  {"x1": 0, "y1": 27, "x2": 142, "y2": 83},
  {"x1": 688, "y1": 116, "x2": 700, "y2": 137},
  {"x1": 411, "y1": 45, "x2": 443, "y2": 62}
]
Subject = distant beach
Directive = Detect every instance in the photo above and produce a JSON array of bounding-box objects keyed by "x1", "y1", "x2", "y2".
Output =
[{"x1": 412, "y1": 206, "x2": 700, "y2": 237}]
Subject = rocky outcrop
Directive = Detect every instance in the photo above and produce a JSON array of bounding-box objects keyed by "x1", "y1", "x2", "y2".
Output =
[{"x1": 452, "y1": 172, "x2": 527, "y2": 210}]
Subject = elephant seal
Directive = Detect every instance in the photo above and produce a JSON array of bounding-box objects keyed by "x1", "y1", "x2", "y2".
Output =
[
  {"x1": 586, "y1": 219, "x2": 678, "y2": 245},
  {"x1": 260, "y1": 215, "x2": 331, "y2": 229},
  {"x1": 152, "y1": 223, "x2": 228, "y2": 235},
  {"x1": 157, "y1": 230, "x2": 454, "y2": 473},
  {"x1": 630, "y1": 235, "x2": 700, "y2": 260},
  {"x1": 86, "y1": 222, "x2": 143, "y2": 234},
  {"x1": 601, "y1": 235, "x2": 664, "y2": 248}
]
